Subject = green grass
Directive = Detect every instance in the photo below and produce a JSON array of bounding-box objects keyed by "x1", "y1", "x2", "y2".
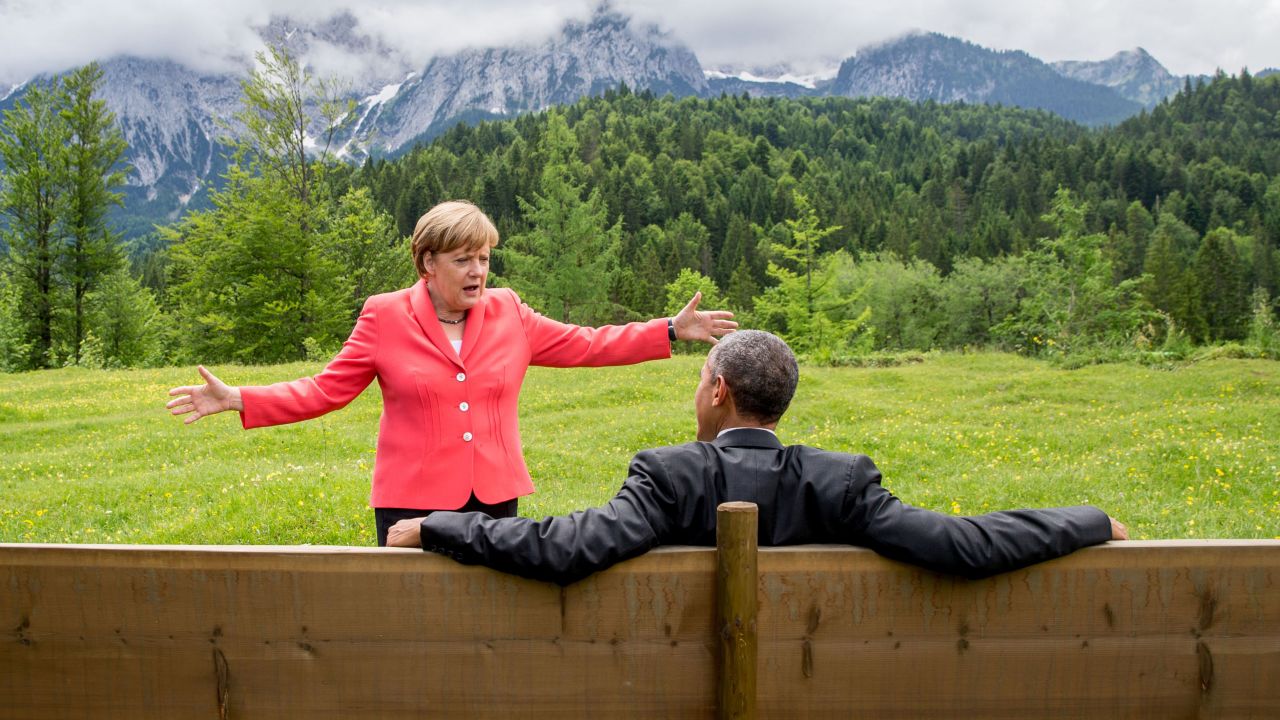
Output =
[{"x1": 1, "y1": 353, "x2": 1278, "y2": 545}]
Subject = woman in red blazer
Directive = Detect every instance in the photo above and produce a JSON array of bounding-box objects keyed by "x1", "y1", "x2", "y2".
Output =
[{"x1": 167, "y1": 201, "x2": 735, "y2": 544}]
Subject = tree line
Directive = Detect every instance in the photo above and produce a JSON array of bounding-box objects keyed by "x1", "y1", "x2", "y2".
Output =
[
  {"x1": 0, "y1": 64, "x2": 145, "y2": 370},
  {"x1": 2, "y1": 50, "x2": 1278, "y2": 371},
  {"x1": 338, "y1": 71, "x2": 1280, "y2": 361}
]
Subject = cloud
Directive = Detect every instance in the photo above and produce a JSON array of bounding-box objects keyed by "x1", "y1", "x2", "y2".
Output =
[
  {"x1": 1, "y1": 0, "x2": 1277, "y2": 87},
  {"x1": 0, "y1": 0, "x2": 596, "y2": 85},
  {"x1": 626, "y1": 0, "x2": 1280, "y2": 77},
  {"x1": 349, "y1": 0, "x2": 596, "y2": 67},
  {"x1": 1, "y1": 0, "x2": 267, "y2": 83}
]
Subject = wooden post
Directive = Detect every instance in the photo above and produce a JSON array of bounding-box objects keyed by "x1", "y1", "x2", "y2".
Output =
[{"x1": 716, "y1": 501, "x2": 758, "y2": 720}]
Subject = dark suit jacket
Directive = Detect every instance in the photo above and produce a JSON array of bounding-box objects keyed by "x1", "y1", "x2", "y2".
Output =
[{"x1": 419, "y1": 428, "x2": 1113, "y2": 585}]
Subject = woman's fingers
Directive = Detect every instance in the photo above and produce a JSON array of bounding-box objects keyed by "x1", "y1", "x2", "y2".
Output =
[
  {"x1": 703, "y1": 312, "x2": 738, "y2": 338},
  {"x1": 197, "y1": 365, "x2": 219, "y2": 384},
  {"x1": 709, "y1": 318, "x2": 739, "y2": 335},
  {"x1": 167, "y1": 367, "x2": 224, "y2": 417},
  {"x1": 166, "y1": 378, "x2": 205, "y2": 410},
  {"x1": 673, "y1": 297, "x2": 738, "y2": 343},
  {"x1": 166, "y1": 367, "x2": 238, "y2": 424}
]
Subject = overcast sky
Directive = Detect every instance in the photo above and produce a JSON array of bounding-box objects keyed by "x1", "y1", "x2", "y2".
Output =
[{"x1": 2, "y1": 0, "x2": 1278, "y2": 87}]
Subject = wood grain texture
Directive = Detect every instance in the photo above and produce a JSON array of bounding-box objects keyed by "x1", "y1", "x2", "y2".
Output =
[
  {"x1": 2, "y1": 541, "x2": 1278, "y2": 719},
  {"x1": 716, "y1": 502, "x2": 758, "y2": 720}
]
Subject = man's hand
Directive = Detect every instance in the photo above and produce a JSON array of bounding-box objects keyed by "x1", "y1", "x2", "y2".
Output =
[
  {"x1": 672, "y1": 292, "x2": 737, "y2": 345},
  {"x1": 166, "y1": 366, "x2": 243, "y2": 424},
  {"x1": 1110, "y1": 517, "x2": 1129, "y2": 540},
  {"x1": 387, "y1": 517, "x2": 426, "y2": 548}
]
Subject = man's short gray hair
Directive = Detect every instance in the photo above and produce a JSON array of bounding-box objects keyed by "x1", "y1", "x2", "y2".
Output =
[{"x1": 707, "y1": 330, "x2": 799, "y2": 424}]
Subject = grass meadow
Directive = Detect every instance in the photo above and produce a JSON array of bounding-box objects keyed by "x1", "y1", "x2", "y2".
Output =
[{"x1": 1, "y1": 353, "x2": 1277, "y2": 545}]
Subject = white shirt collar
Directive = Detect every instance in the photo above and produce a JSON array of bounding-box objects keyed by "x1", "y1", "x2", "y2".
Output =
[{"x1": 716, "y1": 426, "x2": 777, "y2": 438}]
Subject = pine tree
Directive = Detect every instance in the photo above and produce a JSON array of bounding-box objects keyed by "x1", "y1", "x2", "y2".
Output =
[
  {"x1": 503, "y1": 114, "x2": 620, "y2": 324},
  {"x1": 0, "y1": 264, "x2": 31, "y2": 371},
  {"x1": 726, "y1": 257, "x2": 759, "y2": 314},
  {"x1": 715, "y1": 213, "x2": 752, "y2": 287},
  {"x1": 661, "y1": 213, "x2": 710, "y2": 278},
  {"x1": 58, "y1": 63, "x2": 129, "y2": 363},
  {"x1": 1119, "y1": 200, "x2": 1154, "y2": 280},
  {"x1": 1192, "y1": 228, "x2": 1248, "y2": 341},
  {"x1": 321, "y1": 187, "x2": 414, "y2": 320},
  {"x1": 1141, "y1": 223, "x2": 1186, "y2": 315},
  {"x1": 83, "y1": 266, "x2": 163, "y2": 368},
  {"x1": 610, "y1": 227, "x2": 666, "y2": 318},
  {"x1": 0, "y1": 81, "x2": 68, "y2": 369},
  {"x1": 753, "y1": 194, "x2": 870, "y2": 359},
  {"x1": 996, "y1": 189, "x2": 1145, "y2": 353}
]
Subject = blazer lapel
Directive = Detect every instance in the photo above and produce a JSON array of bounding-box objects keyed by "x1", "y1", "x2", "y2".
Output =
[
  {"x1": 459, "y1": 288, "x2": 488, "y2": 365},
  {"x1": 409, "y1": 279, "x2": 464, "y2": 370}
]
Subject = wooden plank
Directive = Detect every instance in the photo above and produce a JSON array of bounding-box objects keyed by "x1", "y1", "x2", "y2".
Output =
[
  {"x1": 2, "y1": 541, "x2": 1279, "y2": 719},
  {"x1": 754, "y1": 542, "x2": 1280, "y2": 719},
  {"x1": 1, "y1": 545, "x2": 718, "y2": 720}
]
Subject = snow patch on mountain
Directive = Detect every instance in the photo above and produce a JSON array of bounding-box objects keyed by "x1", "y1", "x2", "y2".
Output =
[
  {"x1": 704, "y1": 62, "x2": 838, "y2": 90},
  {"x1": 335, "y1": 72, "x2": 415, "y2": 158},
  {"x1": 1, "y1": 80, "x2": 26, "y2": 102},
  {"x1": 343, "y1": 5, "x2": 706, "y2": 155}
]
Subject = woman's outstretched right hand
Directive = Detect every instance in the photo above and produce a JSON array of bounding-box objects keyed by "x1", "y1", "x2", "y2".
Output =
[{"x1": 166, "y1": 366, "x2": 243, "y2": 424}]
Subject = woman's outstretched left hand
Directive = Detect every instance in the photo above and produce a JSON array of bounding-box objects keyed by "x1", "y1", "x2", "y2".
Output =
[{"x1": 672, "y1": 292, "x2": 737, "y2": 345}]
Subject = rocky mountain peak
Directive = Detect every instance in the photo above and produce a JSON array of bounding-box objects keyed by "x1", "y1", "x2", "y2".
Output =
[
  {"x1": 2, "y1": 7, "x2": 1216, "y2": 240},
  {"x1": 336, "y1": 5, "x2": 706, "y2": 158},
  {"x1": 1051, "y1": 47, "x2": 1181, "y2": 107},
  {"x1": 831, "y1": 32, "x2": 1141, "y2": 125}
]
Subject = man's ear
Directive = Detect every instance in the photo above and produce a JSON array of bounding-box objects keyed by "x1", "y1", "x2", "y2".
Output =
[{"x1": 711, "y1": 374, "x2": 729, "y2": 407}]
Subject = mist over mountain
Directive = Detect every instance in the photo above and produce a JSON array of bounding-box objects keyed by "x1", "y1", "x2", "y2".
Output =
[
  {"x1": 332, "y1": 6, "x2": 705, "y2": 158},
  {"x1": 702, "y1": 61, "x2": 837, "y2": 99},
  {"x1": 259, "y1": 11, "x2": 415, "y2": 91}
]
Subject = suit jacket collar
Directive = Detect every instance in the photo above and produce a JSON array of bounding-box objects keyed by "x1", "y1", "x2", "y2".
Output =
[
  {"x1": 712, "y1": 427, "x2": 784, "y2": 450},
  {"x1": 409, "y1": 279, "x2": 489, "y2": 370},
  {"x1": 458, "y1": 287, "x2": 488, "y2": 364}
]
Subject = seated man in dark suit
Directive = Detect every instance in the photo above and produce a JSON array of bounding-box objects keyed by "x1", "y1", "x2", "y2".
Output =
[{"x1": 388, "y1": 330, "x2": 1127, "y2": 584}]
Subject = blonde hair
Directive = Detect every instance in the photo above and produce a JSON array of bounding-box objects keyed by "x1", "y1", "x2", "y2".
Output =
[{"x1": 410, "y1": 200, "x2": 500, "y2": 278}]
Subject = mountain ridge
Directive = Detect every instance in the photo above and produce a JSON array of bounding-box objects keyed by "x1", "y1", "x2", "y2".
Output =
[
  {"x1": 1052, "y1": 48, "x2": 1184, "y2": 108},
  {"x1": 831, "y1": 32, "x2": 1142, "y2": 125},
  {"x1": 0, "y1": 11, "x2": 1250, "y2": 238}
]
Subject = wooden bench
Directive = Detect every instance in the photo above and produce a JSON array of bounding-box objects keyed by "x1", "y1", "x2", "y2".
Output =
[{"x1": 3, "y1": 535, "x2": 1278, "y2": 718}]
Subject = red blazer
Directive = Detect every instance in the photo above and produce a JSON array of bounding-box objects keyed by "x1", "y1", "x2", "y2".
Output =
[{"x1": 240, "y1": 280, "x2": 671, "y2": 509}]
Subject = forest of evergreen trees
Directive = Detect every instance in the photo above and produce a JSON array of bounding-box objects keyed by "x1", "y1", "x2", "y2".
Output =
[
  {"x1": 3, "y1": 55, "x2": 1278, "y2": 370},
  {"x1": 334, "y1": 71, "x2": 1280, "y2": 361}
]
